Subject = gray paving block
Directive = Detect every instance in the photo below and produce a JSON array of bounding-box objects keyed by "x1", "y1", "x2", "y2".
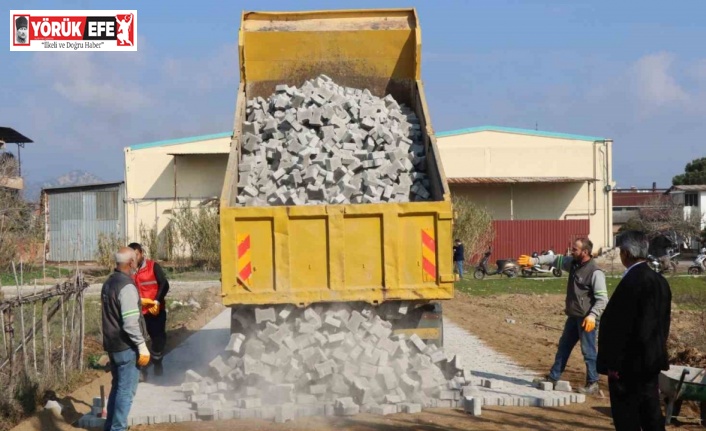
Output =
[
  {"x1": 184, "y1": 369, "x2": 203, "y2": 383},
  {"x1": 554, "y1": 381, "x2": 572, "y2": 392},
  {"x1": 255, "y1": 307, "x2": 276, "y2": 324},
  {"x1": 539, "y1": 381, "x2": 553, "y2": 391},
  {"x1": 240, "y1": 398, "x2": 261, "y2": 409},
  {"x1": 217, "y1": 409, "x2": 236, "y2": 420},
  {"x1": 463, "y1": 396, "x2": 482, "y2": 416},
  {"x1": 275, "y1": 403, "x2": 298, "y2": 423}
]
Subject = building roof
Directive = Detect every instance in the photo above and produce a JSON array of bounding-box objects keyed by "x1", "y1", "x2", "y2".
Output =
[
  {"x1": 448, "y1": 177, "x2": 594, "y2": 184},
  {"x1": 167, "y1": 150, "x2": 229, "y2": 156},
  {"x1": 0, "y1": 127, "x2": 33, "y2": 144},
  {"x1": 42, "y1": 181, "x2": 124, "y2": 193},
  {"x1": 128, "y1": 132, "x2": 232, "y2": 151},
  {"x1": 613, "y1": 191, "x2": 667, "y2": 207},
  {"x1": 667, "y1": 185, "x2": 706, "y2": 192},
  {"x1": 126, "y1": 125, "x2": 606, "y2": 152},
  {"x1": 436, "y1": 125, "x2": 606, "y2": 142}
]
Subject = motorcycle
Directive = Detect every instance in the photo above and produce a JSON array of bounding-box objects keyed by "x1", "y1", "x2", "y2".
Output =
[
  {"x1": 688, "y1": 248, "x2": 706, "y2": 275},
  {"x1": 647, "y1": 248, "x2": 679, "y2": 274},
  {"x1": 473, "y1": 249, "x2": 519, "y2": 280},
  {"x1": 521, "y1": 250, "x2": 563, "y2": 277}
]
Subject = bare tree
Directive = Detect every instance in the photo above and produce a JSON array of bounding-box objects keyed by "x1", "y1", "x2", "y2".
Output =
[
  {"x1": 0, "y1": 153, "x2": 40, "y2": 270},
  {"x1": 621, "y1": 195, "x2": 703, "y2": 247}
]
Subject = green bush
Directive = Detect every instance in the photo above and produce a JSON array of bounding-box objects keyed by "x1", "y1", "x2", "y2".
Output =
[
  {"x1": 95, "y1": 232, "x2": 124, "y2": 271},
  {"x1": 451, "y1": 195, "x2": 494, "y2": 264},
  {"x1": 171, "y1": 200, "x2": 220, "y2": 271},
  {"x1": 138, "y1": 222, "x2": 158, "y2": 260}
]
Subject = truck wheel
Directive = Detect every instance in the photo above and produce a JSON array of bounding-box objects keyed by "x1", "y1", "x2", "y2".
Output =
[
  {"x1": 230, "y1": 307, "x2": 248, "y2": 335},
  {"x1": 424, "y1": 303, "x2": 444, "y2": 348},
  {"x1": 393, "y1": 302, "x2": 444, "y2": 348},
  {"x1": 552, "y1": 268, "x2": 562, "y2": 277},
  {"x1": 473, "y1": 269, "x2": 485, "y2": 280}
]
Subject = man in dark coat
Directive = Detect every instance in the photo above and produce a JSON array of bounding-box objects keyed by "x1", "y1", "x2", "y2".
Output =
[{"x1": 598, "y1": 230, "x2": 672, "y2": 430}]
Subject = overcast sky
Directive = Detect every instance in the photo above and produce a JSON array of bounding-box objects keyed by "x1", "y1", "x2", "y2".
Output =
[{"x1": 2, "y1": 0, "x2": 705, "y2": 189}]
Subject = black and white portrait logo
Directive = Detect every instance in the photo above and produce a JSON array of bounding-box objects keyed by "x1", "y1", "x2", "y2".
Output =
[{"x1": 15, "y1": 15, "x2": 29, "y2": 44}]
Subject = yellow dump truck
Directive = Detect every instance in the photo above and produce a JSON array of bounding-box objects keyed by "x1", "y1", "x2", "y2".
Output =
[{"x1": 220, "y1": 8, "x2": 453, "y2": 344}]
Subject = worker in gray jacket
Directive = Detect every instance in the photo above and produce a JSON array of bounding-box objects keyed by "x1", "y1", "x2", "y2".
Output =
[
  {"x1": 519, "y1": 237, "x2": 608, "y2": 395},
  {"x1": 101, "y1": 247, "x2": 150, "y2": 431}
]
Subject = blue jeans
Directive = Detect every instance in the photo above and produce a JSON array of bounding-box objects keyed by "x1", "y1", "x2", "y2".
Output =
[
  {"x1": 104, "y1": 348, "x2": 139, "y2": 431},
  {"x1": 455, "y1": 261, "x2": 464, "y2": 278},
  {"x1": 549, "y1": 316, "x2": 598, "y2": 384}
]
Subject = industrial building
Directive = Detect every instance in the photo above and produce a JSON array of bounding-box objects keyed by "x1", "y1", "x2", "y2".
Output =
[
  {"x1": 435, "y1": 126, "x2": 613, "y2": 257},
  {"x1": 122, "y1": 125, "x2": 613, "y2": 260},
  {"x1": 43, "y1": 182, "x2": 126, "y2": 262},
  {"x1": 123, "y1": 133, "x2": 230, "y2": 257}
]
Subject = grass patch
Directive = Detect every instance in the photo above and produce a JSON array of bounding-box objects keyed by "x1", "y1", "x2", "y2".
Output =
[
  {"x1": 455, "y1": 275, "x2": 706, "y2": 309},
  {"x1": 0, "y1": 266, "x2": 65, "y2": 286},
  {"x1": 0, "y1": 264, "x2": 221, "y2": 286},
  {"x1": 163, "y1": 268, "x2": 220, "y2": 282}
]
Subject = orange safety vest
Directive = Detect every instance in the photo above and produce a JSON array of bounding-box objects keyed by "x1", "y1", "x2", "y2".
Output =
[{"x1": 133, "y1": 259, "x2": 161, "y2": 315}]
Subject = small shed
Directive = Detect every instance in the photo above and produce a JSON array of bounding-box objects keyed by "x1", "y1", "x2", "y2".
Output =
[{"x1": 43, "y1": 181, "x2": 125, "y2": 262}]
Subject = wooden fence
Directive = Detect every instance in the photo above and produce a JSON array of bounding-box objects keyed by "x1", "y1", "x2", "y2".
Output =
[{"x1": 0, "y1": 263, "x2": 89, "y2": 389}]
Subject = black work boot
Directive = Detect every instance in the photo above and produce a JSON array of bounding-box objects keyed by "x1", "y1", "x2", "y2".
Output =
[{"x1": 153, "y1": 357, "x2": 164, "y2": 377}]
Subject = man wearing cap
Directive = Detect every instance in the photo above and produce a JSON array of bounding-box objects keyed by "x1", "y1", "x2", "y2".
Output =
[
  {"x1": 128, "y1": 243, "x2": 170, "y2": 379},
  {"x1": 15, "y1": 16, "x2": 29, "y2": 44},
  {"x1": 101, "y1": 247, "x2": 150, "y2": 431}
]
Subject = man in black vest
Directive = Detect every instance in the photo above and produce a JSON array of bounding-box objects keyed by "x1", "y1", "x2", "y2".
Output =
[
  {"x1": 101, "y1": 247, "x2": 150, "y2": 431},
  {"x1": 453, "y1": 239, "x2": 465, "y2": 280},
  {"x1": 519, "y1": 237, "x2": 608, "y2": 395},
  {"x1": 598, "y1": 230, "x2": 671, "y2": 430}
]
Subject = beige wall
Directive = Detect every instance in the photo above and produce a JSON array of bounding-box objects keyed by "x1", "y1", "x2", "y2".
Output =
[
  {"x1": 437, "y1": 130, "x2": 598, "y2": 178},
  {"x1": 438, "y1": 130, "x2": 613, "y2": 251},
  {"x1": 123, "y1": 129, "x2": 614, "y2": 255},
  {"x1": 451, "y1": 182, "x2": 590, "y2": 220},
  {"x1": 124, "y1": 136, "x2": 230, "y2": 253}
]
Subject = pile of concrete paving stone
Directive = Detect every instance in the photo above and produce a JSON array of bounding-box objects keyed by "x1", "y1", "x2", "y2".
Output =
[
  {"x1": 180, "y1": 303, "x2": 478, "y2": 422},
  {"x1": 236, "y1": 74, "x2": 432, "y2": 206}
]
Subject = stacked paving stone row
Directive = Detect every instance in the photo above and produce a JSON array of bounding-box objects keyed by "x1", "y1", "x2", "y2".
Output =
[
  {"x1": 181, "y1": 303, "x2": 472, "y2": 422},
  {"x1": 236, "y1": 74, "x2": 432, "y2": 206}
]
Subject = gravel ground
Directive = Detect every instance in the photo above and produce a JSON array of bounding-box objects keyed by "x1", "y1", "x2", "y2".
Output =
[{"x1": 116, "y1": 311, "x2": 583, "y2": 426}]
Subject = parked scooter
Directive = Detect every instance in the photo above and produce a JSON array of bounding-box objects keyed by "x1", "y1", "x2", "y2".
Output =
[
  {"x1": 647, "y1": 248, "x2": 679, "y2": 274},
  {"x1": 521, "y1": 250, "x2": 563, "y2": 277},
  {"x1": 688, "y1": 248, "x2": 706, "y2": 275},
  {"x1": 473, "y1": 249, "x2": 519, "y2": 280}
]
